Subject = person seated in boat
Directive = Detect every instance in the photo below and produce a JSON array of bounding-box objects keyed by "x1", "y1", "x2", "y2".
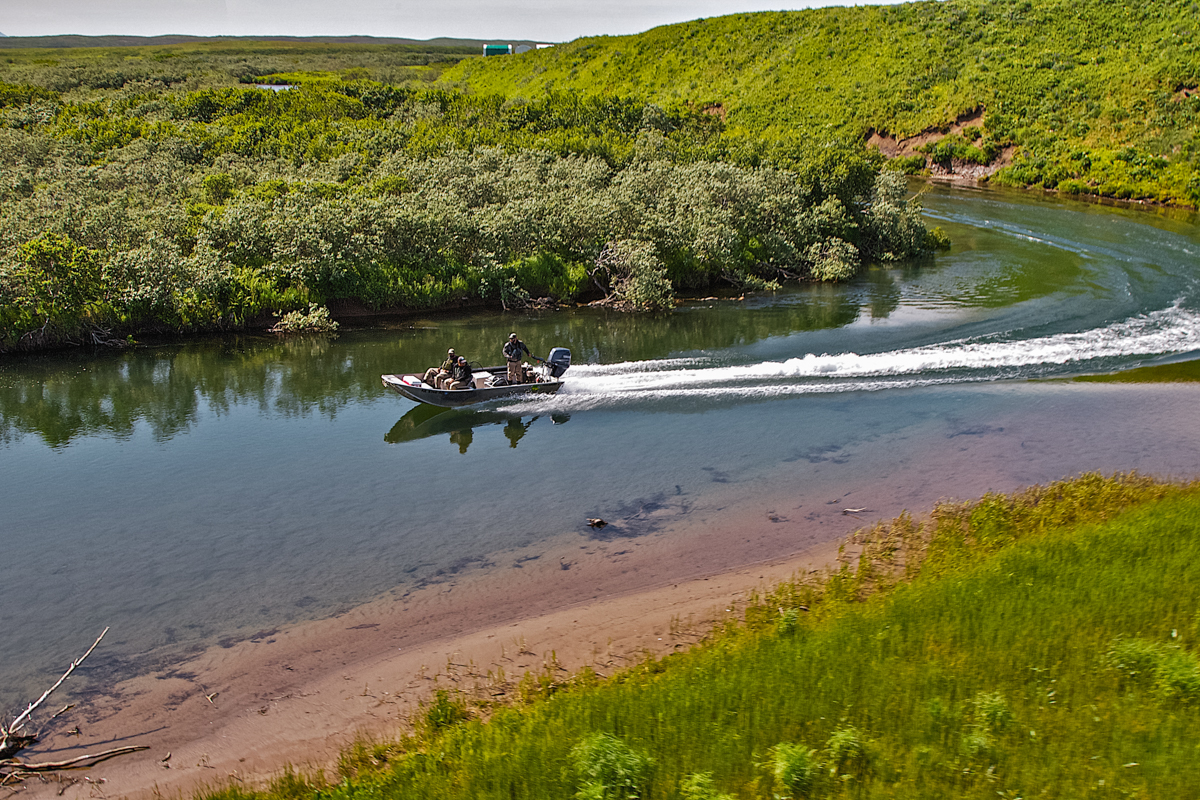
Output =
[
  {"x1": 445, "y1": 356, "x2": 474, "y2": 390},
  {"x1": 503, "y1": 333, "x2": 531, "y2": 384},
  {"x1": 423, "y1": 348, "x2": 457, "y2": 388}
]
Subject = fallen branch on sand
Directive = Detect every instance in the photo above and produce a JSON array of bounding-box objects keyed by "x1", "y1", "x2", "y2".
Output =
[{"x1": 1, "y1": 628, "x2": 149, "y2": 787}]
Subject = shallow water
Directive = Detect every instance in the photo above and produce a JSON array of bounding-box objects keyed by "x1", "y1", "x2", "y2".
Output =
[{"x1": 2, "y1": 184, "x2": 1199, "y2": 710}]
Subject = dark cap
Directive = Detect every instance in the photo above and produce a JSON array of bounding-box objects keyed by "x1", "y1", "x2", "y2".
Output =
[{"x1": 458, "y1": 356, "x2": 466, "y2": 364}]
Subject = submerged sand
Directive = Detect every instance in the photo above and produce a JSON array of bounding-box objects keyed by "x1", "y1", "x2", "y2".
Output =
[{"x1": 25, "y1": 528, "x2": 851, "y2": 800}]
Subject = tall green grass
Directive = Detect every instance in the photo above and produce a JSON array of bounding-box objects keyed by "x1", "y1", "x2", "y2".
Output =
[
  {"x1": 204, "y1": 473, "x2": 1200, "y2": 799},
  {"x1": 444, "y1": 0, "x2": 1200, "y2": 205}
]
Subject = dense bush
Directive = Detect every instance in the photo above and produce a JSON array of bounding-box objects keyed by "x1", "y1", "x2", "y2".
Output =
[
  {"x1": 0, "y1": 71, "x2": 942, "y2": 351},
  {"x1": 570, "y1": 733, "x2": 654, "y2": 800}
]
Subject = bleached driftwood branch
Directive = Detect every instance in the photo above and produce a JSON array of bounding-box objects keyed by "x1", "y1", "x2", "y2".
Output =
[
  {"x1": 5, "y1": 745, "x2": 149, "y2": 772},
  {"x1": 1, "y1": 628, "x2": 148, "y2": 785}
]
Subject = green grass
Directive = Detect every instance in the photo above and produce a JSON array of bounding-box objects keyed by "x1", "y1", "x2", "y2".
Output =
[
  {"x1": 444, "y1": 0, "x2": 1200, "y2": 205},
  {"x1": 201, "y1": 474, "x2": 1200, "y2": 799},
  {"x1": 1073, "y1": 357, "x2": 1200, "y2": 383}
]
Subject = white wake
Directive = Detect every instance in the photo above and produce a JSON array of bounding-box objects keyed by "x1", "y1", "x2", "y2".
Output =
[{"x1": 505, "y1": 304, "x2": 1200, "y2": 412}]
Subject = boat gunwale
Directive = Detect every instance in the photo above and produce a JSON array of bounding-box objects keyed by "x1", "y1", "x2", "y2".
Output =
[{"x1": 382, "y1": 367, "x2": 565, "y2": 408}]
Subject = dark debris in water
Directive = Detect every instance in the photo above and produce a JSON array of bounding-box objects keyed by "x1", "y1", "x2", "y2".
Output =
[
  {"x1": 947, "y1": 425, "x2": 1005, "y2": 438},
  {"x1": 784, "y1": 444, "x2": 849, "y2": 464},
  {"x1": 248, "y1": 628, "x2": 279, "y2": 642},
  {"x1": 702, "y1": 466, "x2": 732, "y2": 483},
  {"x1": 410, "y1": 555, "x2": 493, "y2": 590},
  {"x1": 585, "y1": 492, "x2": 692, "y2": 540}
]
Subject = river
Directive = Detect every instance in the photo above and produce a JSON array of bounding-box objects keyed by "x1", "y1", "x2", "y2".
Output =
[{"x1": 2, "y1": 183, "x2": 1199, "y2": 711}]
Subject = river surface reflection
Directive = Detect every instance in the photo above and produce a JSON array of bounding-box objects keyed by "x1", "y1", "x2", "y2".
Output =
[
  {"x1": 2, "y1": 184, "x2": 1199, "y2": 709},
  {"x1": 384, "y1": 404, "x2": 570, "y2": 452}
]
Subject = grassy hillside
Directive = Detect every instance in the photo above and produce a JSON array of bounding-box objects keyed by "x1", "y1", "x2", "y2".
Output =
[
  {"x1": 445, "y1": 0, "x2": 1200, "y2": 204},
  {"x1": 202, "y1": 474, "x2": 1200, "y2": 799}
]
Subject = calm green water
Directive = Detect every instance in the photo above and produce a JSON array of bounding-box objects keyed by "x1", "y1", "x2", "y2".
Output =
[{"x1": 2, "y1": 184, "x2": 1200, "y2": 709}]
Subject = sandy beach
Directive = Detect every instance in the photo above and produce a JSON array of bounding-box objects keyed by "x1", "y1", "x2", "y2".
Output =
[{"x1": 20, "y1": 520, "x2": 855, "y2": 800}]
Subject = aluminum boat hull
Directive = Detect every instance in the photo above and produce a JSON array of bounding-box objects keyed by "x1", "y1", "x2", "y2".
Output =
[{"x1": 382, "y1": 367, "x2": 564, "y2": 408}]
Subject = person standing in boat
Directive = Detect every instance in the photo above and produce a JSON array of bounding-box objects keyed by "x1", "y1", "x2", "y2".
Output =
[
  {"x1": 446, "y1": 356, "x2": 474, "y2": 390},
  {"x1": 423, "y1": 348, "x2": 458, "y2": 388},
  {"x1": 503, "y1": 333, "x2": 531, "y2": 384}
]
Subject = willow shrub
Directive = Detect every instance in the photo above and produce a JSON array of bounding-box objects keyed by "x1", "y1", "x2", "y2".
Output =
[{"x1": 0, "y1": 76, "x2": 945, "y2": 350}]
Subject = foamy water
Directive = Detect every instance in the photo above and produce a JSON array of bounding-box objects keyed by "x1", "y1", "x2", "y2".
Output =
[{"x1": 499, "y1": 303, "x2": 1200, "y2": 413}]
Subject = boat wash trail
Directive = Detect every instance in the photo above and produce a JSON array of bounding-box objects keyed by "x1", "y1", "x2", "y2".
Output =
[{"x1": 3, "y1": 183, "x2": 1200, "y2": 709}]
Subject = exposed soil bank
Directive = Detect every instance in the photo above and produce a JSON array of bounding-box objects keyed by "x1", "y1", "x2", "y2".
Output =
[{"x1": 866, "y1": 108, "x2": 1016, "y2": 183}]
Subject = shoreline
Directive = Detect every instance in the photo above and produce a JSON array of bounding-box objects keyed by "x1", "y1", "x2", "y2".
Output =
[{"x1": 22, "y1": 528, "x2": 854, "y2": 800}]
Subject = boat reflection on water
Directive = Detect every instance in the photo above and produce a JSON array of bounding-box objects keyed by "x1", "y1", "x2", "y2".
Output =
[{"x1": 385, "y1": 403, "x2": 570, "y2": 453}]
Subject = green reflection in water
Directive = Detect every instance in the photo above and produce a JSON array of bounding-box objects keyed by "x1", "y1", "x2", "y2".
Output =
[
  {"x1": 0, "y1": 335, "x2": 372, "y2": 448},
  {"x1": 0, "y1": 287, "x2": 868, "y2": 449}
]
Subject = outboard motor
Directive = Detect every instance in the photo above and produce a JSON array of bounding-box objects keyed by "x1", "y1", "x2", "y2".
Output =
[{"x1": 546, "y1": 347, "x2": 571, "y2": 378}]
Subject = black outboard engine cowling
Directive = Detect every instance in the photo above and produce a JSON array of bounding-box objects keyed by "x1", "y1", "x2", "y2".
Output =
[{"x1": 546, "y1": 347, "x2": 571, "y2": 378}]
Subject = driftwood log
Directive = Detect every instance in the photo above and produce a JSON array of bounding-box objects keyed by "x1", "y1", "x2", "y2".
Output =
[{"x1": 1, "y1": 628, "x2": 148, "y2": 788}]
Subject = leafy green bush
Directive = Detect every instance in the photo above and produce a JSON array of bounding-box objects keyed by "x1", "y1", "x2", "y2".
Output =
[
  {"x1": 595, "y1": 239, "x2": 674, "y2": 311},
  {"x1": 971, "y1": 691, "x2": 1015, "y2": 734},
  {"x1": 826, "y1": 726, "x2": 873, "y2": 780},
  {"x1": 678, "y1": 772, "x2": 734, "y2": 800},
  {"x1": 805, "y1": 238, "x2": 860, "y2": 282},
  {"x1": 770, "y1": 742, "x2": 821, "y2": 798},
  {"x1": 11, "y1": 232, "x2": 105, "y2": 316},
  {"x1": 510, "y1": 252, "x2": 589, "y2": 301},
  {"x1": 268, "y1": 302, "x2": 339, "y2": 334},
  {"x1": 1105, "y1": 637, "x2": 1200, "y2": 702},
  {"x1": 0, "y1": 81, "x2": 58, "y2": 108},
  {"x1": 570, "y1": 733, "x2": 654, "y2": 800},
  {"x1": 203, "y1": 172, "x2": 236, "y2": 204},
  {"x1": 0, "y1": 60, "x2": 945, "y2": 350}
]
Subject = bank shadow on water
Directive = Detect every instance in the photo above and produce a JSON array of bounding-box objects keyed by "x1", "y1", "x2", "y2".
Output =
[{"x1": 384, "y1": 402, "x2": 571, "y2": 453}]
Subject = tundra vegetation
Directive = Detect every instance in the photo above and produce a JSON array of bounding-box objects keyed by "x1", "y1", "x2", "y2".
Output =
[
  {"x1": 0, "y1": 37, "x2": 944, "y2": 352},
  {"x1": 447, "y1": 0, "x2": 1200, "y2": 205},
  {"x1": 6, "y1": 0, "x2": 1200, "y2": 351},
  {"x1": 195, "y1": 473, "x2": 1200, "y2": 798}
]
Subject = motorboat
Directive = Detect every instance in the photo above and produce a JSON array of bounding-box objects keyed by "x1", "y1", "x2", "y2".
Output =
[{"x1": 382, "y1": 347, "x2": 571, "y2": 408}]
